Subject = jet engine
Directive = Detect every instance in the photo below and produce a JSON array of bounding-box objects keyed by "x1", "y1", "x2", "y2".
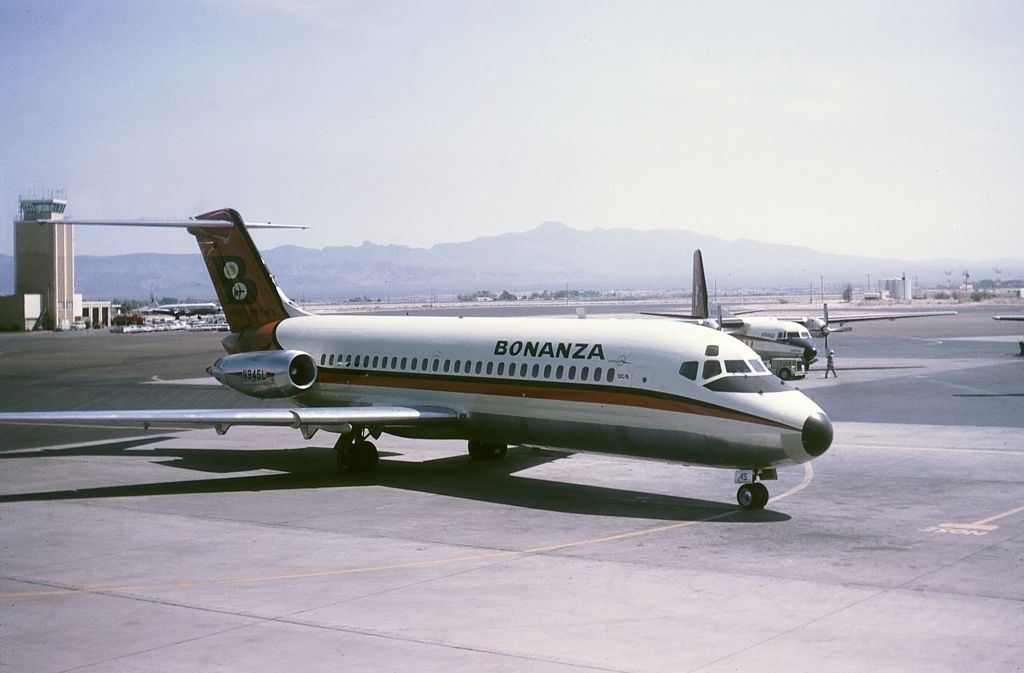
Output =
[{"x1": 207, "y1": 350, "x2": 317, "y2": 399}]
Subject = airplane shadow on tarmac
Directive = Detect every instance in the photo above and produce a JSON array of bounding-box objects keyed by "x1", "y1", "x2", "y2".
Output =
[{"x1": 0, "y1": 436, "x2": 790, "y2": 523}]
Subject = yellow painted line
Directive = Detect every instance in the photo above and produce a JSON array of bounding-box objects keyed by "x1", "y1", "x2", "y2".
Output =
[
  {"x1": 842, "y1": 443, "x2": 1023, "y2": 456},
  {"x1": 971, "y1": 503, "x2": 1024, "y2": 526},
  {"x1": 936, "y1": 523, "x2": 999, "y2": 532},
  {"x1": 1, "y1": 464, "x2": 815, "y2": 600},
  {"x1": 924, "y1": 503, "x2": 1024, "y2": 536},
  {"x1": 939, "y1": 504, "x2": 1024, "y2": 532},
  {"x1": 1, "y1": 550, "x2": 517, "y2": 599}
]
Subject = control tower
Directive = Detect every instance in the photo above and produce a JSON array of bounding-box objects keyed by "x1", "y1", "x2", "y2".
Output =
[{"x1": 14, "y1": 196, "x2": 75, "y2": 330}]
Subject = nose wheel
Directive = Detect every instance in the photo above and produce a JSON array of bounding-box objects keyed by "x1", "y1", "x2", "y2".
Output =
[
  {"x1": 735, "y1": 468, "x2": 775, "y2": 510},
  {"x1": 736, "y1": 482, "x2": 770, "y2": 510}
]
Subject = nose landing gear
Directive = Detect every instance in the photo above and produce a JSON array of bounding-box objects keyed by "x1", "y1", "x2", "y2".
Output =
[
  {"x1": 735, "y1": 468, "x2": 776, "y2": 510},
  {"x1": 737, "y1": 482, "x2": 770, "y2": 509}
]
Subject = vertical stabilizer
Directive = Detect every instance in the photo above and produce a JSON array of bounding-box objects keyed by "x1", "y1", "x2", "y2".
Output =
[
  {"x1": 188, "y1": 209, "x2": 309, "y2": 345},
  {"x1": 692, "y1": 249, "x2": 709, "y2": 319}
]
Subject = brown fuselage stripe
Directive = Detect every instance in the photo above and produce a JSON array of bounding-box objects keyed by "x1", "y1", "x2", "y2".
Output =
[{"x1": 315, "y1": 369, "x2": 797, "y2": 432}]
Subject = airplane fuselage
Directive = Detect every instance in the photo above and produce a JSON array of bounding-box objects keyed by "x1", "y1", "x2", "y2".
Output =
[
  {"x1": 250, "y1": 314, "x2": 832, "y2": 470},
  {"x1": 726, "y1": 318, "x2": 819, "y2": 364}
]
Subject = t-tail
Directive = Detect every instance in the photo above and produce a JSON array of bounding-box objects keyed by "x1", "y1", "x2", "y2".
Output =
[
  {"x1": 33, "y1": 209, "x2": 307, "y2": 352},
  {"x1": 188, "y1": 208, "x2": 311, "y2": 353}
]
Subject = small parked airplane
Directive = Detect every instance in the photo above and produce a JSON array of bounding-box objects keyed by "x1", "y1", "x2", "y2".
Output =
[
  {"x1": 0, "y1": 210, "x2": 834, "y2": 510},
  {"x1": 647, "y1": 250, "x2": 957, "y2": 365},
  {"x1": 141, "y1": 302, "x2": 221, "y2": 318}
]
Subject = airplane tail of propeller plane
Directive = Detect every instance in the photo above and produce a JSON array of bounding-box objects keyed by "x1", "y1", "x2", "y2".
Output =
[{"x1": 692, "y1": 249, "x2": 709, "y2": 320}]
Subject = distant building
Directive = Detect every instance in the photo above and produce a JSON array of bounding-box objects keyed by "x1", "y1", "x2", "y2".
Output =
[
  {"x1": 0, "y1": 196, "x2": 111, "y2": 330},
  {"x1": 878, "y1": 275, "x2": 912, "y2": 302}
]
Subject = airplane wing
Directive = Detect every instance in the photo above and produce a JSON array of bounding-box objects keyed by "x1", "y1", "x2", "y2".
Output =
[
  {"x1": 993, "y1": 315, "x2": 1024, "y2": 321},
  {"x1": 0, "y1": 406, "x2": 461, "y2": 440},
  {"x1": 774, "y1": 309, "x2": 958, "y2": 325},
  {"x1": 774, "y1": 309, "x2": 958, "y2": 329},
  {"x1": 819, "y1": 310, "x2": 958, "y2": 326}
]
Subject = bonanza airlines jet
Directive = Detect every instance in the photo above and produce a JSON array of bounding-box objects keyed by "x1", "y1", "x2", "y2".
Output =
[{"x1": 0, "y1": 210, "x2": 833, "y2": 510}]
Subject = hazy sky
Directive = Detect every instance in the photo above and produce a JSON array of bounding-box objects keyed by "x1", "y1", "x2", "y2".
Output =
[{"x1": 1, "y1": 1, "x2": 1021, "y2": 260}]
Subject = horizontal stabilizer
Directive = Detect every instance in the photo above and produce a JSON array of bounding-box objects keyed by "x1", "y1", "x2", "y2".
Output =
[{"x1": 33, "y1": 218, "x2": 306, "y2": 230}]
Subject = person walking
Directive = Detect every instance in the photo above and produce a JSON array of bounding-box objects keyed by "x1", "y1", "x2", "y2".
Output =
[{"x1": 825, "y1": 349, "x2": 837, "y2": 378}]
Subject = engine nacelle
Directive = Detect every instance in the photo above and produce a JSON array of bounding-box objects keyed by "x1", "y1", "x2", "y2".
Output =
[
  {"x1": 208, "y1": 350, "x2": 317, "y2": 399},
  {"x1": 804, "y1": 317, "x2": 828, "y2": 337}
]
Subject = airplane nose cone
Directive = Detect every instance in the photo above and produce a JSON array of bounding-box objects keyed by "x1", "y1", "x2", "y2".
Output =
[
  {"x1": 803, "y1": 346, "x2": 818, "y2": 364},
  {"x1": 802, "y1": 412, "x2": 833, "y2": 457}
]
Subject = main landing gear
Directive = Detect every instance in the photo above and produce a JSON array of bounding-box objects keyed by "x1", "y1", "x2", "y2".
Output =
[
  {"x1": 335, "y1": 434, "x2": 510, "y2": 474},
  {"x1": 735, "y1": 468, "x2": 777, "y2": 510},
  {"x1": 334, "y1": 429, "x2": 380, "y2": 474}
]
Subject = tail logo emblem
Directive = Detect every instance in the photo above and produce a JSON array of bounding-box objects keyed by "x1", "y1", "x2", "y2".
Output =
[{"x1": 214, "y1": 256, "x2": 257, "y2": 304}]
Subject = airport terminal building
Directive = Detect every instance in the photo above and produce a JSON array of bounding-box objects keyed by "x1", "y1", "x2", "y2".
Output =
[{"x1": 0, "y1": 196, "x2": 112, "y2": 331}]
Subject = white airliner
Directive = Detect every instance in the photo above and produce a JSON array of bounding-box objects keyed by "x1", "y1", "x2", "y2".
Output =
[
  {"x1": 141, "y1": 302, "x2": 221, "y2": 318},
  {"x1": 0, "y1": 210, "x2": 833, "y2": 510},
  {"x1": 648, "y1": 250, "x2": 957, "y2": 365}
]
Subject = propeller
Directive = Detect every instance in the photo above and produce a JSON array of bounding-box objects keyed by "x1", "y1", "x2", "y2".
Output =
[{"x1": 822, "y1": 303, "x2": 830, "y2": 351}]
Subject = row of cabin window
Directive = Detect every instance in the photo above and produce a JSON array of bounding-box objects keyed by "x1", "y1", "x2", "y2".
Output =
[{"x1": 320, "y1": 352, "x2": 617, "y2": 383}]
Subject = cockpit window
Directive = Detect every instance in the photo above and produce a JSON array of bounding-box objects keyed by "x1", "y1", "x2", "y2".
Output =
[
  {"x1": 697, "y1": 355, "x2": 785, "y2": 393},
  {"x1": 704, "y1": 345, "x2": 719, "y2": 357},
  {"x1": 702, "y1": 360, "x2": 722, "y2": 379},
  {"x1": 724, "y1": 360, "x2": 752, "y2": 374},
  {"x1": 679, "y1": 361, "x2": 698, "y2": 380}
]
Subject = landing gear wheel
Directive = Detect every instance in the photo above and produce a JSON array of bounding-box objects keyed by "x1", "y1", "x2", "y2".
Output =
[
  {"x1": 353, "y1": 439, "x2": 379, "y2": 472},
  {"x1": 335, "y1": 437, "x2": 379, "y2": 474},
  {"x1": 737, "y1": 482, "x2": 770, "y2": 510},
  {"x1": 753, "y1": 482, "x2": 769, "y2": 508},
  {"x1": 468, "y1": 441, "x2": 508, "y2": 461}
]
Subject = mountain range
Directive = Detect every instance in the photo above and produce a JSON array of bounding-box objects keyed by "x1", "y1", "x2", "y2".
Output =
[{"x1": 0, "y1": 222, "x2": 1020, "y2": 301}]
